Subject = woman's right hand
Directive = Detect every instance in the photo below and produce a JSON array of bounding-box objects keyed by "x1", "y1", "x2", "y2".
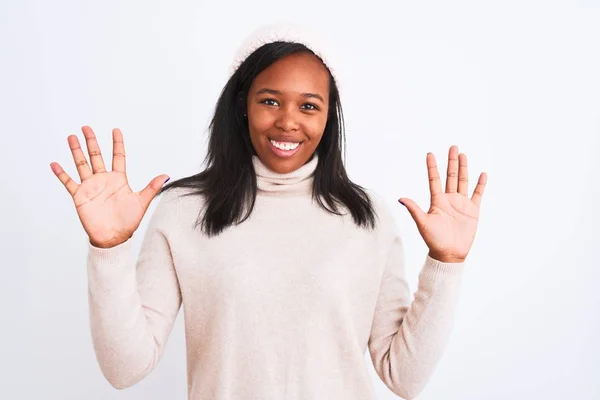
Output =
[{"x1": 50, "y1": 126, "x2": 170, "y2": 248}]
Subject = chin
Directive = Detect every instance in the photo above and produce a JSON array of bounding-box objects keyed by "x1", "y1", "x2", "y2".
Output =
[
  {"x1": 261, "y1": 150, "x2": 310, "y2": 174},
  {"x1": 264, "y1": 156, "x2": 301, "y2": 174}
]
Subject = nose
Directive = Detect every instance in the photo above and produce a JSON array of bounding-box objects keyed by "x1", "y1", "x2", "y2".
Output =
[{"x1": 274, "y1": 108, "x2": 300, "y2": 132}]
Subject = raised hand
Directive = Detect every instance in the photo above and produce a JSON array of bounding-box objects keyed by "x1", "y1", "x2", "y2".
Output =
[
  {"x1": 398, "y1": 146, "x2": 487, "y2": 263},
  {"x1": 50, "y1": 126, "x2": 170, "y2": 248}
]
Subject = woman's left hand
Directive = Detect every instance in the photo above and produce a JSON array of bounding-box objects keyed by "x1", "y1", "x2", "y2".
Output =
[{"x1": 399, "y1": 146, "x2": 488, "y2": 263}]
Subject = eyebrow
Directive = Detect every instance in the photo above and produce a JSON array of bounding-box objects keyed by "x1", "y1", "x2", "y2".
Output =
[{"x1": 255, "y1": 88, "x2": 325, "y2": 103}]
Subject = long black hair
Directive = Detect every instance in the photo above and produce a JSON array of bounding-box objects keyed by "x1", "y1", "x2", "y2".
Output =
[{"x1": 160, "y1": 41, "x2": 376, "y2": 237}]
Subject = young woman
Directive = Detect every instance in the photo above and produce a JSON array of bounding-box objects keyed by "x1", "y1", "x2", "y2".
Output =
[{"x1": 50, "y1": 24, "x2": 487, "y2": 400}]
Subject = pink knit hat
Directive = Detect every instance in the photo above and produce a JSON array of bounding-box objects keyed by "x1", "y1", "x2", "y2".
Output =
[{"x1": 228, "y1": 23, "x2": 340, "y2": 83}]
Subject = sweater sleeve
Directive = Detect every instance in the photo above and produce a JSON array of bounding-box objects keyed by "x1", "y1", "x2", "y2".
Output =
[
  {"x1": 86, "y1": 188, "x2": 182, "y2": 390},
  {"x1": 368, "y1": 215, "x2": 465, "y2": 399}
]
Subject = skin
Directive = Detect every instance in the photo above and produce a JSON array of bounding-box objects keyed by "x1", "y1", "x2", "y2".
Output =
[
  {"x1": 243, "y1": 52, "x2": 489, "y2": 263},
  {"x1": 246, "y1": 52, "x2": 330, "y2": 174},
  {"x1": 399, "y1": 146, "x2": 488, "y2": 263},
  {"x1": 50, "y1": 55, "x2": 488, "y2": 261}
]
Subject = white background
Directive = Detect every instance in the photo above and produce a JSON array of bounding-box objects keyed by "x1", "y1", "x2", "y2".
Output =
[{"x1": 1, "y1": 0, "x2": 599, "y2": 399}]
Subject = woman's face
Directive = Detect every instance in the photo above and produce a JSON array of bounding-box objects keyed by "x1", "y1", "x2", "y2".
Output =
[{"x1": 246, "y1": 52, "x2": 330, "y2": 174}]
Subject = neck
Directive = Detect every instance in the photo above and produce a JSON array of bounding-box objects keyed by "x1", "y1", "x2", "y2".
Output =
[{"x1": 252, "y1": 154, "x2": 319, "y2": 196}]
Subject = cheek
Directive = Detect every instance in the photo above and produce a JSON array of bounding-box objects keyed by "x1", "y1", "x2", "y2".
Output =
[
  {"x1": 305, "y1": 114, "x2": 328, "y2": 140},
  {"x1": 248, "y1": 107, "x2": 275, "y2": 134}
]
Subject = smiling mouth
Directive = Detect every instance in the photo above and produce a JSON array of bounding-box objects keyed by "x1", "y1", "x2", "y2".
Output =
[
  {"x1": 268, "y1": 136, "x2": 304, "y2": 144},
  {"x1": 268, "y1": 138, "x2": 303, "y2": 149},
  {"x1": 268, "y1": 138, "x2": 303, "y2": 157}
]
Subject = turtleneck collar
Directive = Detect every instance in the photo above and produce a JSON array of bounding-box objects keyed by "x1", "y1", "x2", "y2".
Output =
[{"x1": 252, "y1": 154, "x2": 318, "y2": 196}]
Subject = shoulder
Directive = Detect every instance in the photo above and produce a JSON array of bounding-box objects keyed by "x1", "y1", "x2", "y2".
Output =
[
  {"x1": 157, "y1": 186, "x2": 202, "y2": 206},
  {"x1": 146, "y1": 186, "x2": 205, "y2": 235},
  {"x1": 145, "y1": 187, "x2": 183, "y2": 228},
  {"x1": 155, "y1": 185, "x2": 208, "y2": 221},
  {"x1": 362, "y1": 187, "x2": 401, "y2": 238},
  {"x1": 154, "y1": 186, "x2": 183, "y2": 209},
  {"x1": 362, "y1": 187, "x2": 394, "y2": 221}
]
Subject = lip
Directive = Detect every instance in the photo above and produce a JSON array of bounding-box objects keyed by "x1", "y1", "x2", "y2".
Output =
[{"x1": 268, "y1": 139, "x2": 303, "y2": 158}]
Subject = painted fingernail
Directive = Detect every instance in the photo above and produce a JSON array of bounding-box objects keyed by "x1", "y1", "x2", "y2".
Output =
[
  {"x1": 398, "y1": 199, "x2": 405, "y2": 206},
  {"x1": 164, "y1": 177, "x2": 170, "y2": 184}
]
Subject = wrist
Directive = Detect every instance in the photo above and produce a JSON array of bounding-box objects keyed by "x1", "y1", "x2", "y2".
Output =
[
  {"x1": 428, "y1": 250, "x2": 465, "y2": 263},
  {"x1": 89, "y1": 236, "x2": 130, "y2": 249}
]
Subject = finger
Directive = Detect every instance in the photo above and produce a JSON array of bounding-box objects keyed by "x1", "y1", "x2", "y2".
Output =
[
  {"x1": 112, "y1": 128, "x2": 126, "y2": 173},
  {"x1": 398, "y1": 197, "x2": 428, "y2": 228},
  {"x1": 426, "y1": 152, "x2": 443, "y2": 198},
  {"x1": 471, "y1": 172, "x2": 488, "y2": 207},
  {"x1": 445, "y1": 145, "x2": 459, "y2": 194},
  {"x1": 68, "y1": 135, "x2": 93, "y2": 181},
  {"x1": 81, "y1": 126, "x2": 107, "y2": 173},
  {"x1": 50, "y1": 162, "x2": 79, "y2": 196},
  {"x1": 138, "y1": 174, "x2": 170, "y2": 210},
  {"x1": 457, "y1": 153, "x2": 469, "y2": 196}
]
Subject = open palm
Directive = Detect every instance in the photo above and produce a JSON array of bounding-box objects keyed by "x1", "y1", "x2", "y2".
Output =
[
  {"x1": 399, "y1": 146, "x2": 488, "y2": 263},
  {"x1": 50, "y1": 126, "x2": 169, "y2": 248},
  {"x1": 72, "y1": 170, "x2": 146, "y2": 248}
]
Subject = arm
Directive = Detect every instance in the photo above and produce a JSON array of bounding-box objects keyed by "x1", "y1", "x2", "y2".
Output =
[
  {"x1": 368, "y1": 232, "x2": 465, "y2": 399},
  {"x1": 86, "y1": 188, "x2": 182, "y2": 389},
  {"x1": 369, "y1": 145, "x2": 484, "y2": 398}
]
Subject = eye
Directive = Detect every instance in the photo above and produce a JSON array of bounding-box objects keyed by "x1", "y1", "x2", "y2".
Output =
[
  {"x1": 260, "y1": 98, "x2": 279, "y2": 106},
  {"x1": 301, "y1": 103, "x2": 319, "y2": 111}
]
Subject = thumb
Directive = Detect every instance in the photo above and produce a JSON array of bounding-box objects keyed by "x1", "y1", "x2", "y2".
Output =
[
  {"x1": 398, "y1": 197, "x2": 427, "y2": 228},
  {"x1": 139, "y1": 174, "x2": 170, "y2": 209}
]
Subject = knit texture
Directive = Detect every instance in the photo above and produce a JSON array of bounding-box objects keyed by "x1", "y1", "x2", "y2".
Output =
[
  {"x1": 87, "y1": 155, "x2": 465, "y2": 399},
  {"x1": 228, "y1": 23, "x2": 340, "y2": 83}
]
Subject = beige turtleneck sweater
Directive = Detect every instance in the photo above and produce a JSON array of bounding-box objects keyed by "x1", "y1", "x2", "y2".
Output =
[{"x1": 86, "y1": 154, "x2": 465, "y2": 400}]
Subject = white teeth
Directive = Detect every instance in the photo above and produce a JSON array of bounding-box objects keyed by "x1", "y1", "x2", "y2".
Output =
[{"x1": 270, "y1": 140, "x2": 300, "y2": 151}]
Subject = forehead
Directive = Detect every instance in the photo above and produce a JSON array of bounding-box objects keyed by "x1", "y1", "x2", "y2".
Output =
[{"x1": 250, "y1": 52, "x2": 330, "y2": 95}]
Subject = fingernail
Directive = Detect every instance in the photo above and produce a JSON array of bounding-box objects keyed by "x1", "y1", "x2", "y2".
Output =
[
  {"x1": 164, "y1": 177, "x2": 170, "y2": 184},
  {"x1": 398, "y1": 199, "x2": 405, "y2": 206}
]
